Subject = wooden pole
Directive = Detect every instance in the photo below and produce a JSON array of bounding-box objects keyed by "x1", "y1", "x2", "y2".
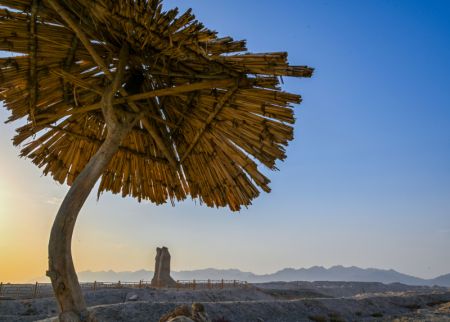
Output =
[
  {"x1": 46, "y1": 0, "x2": 110, "y2": 76},
  {"x1": 28, "y1": 0, "x2": 39, "y2": 124},
  {"x1": 58, "y1": 2, "x2": 175, "y2": 169},
  {"x1": 46, "y1": 0, "x2": 179, "y2": 170},
  {"x1": 33, "y1": 282, "x2": 39, "y2": 298},
  {"x1": 115, "y1": 79, "x2": 236, "y2": 104},
  {"x1": 180, "y1": 86, "x2": 238, "y2": 163}
]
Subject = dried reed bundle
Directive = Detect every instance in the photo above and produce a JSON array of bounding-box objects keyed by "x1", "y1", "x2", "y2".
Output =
[{"x1": 0, "y1": 0, "x2": 313, "y2": 211}]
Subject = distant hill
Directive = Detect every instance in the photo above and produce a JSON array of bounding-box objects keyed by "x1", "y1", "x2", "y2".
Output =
[
  {"x1": 432, "y1": 273, "x2": 450, "y2": 287},
  {"x1": 77, "y1": 269, "x2": 152, "y2": 283},
  {"x1": 263, "y1": 266, "x2": 426, "y2": 286},
  {"x1": 60, "y1": 266, "x2": 450, "y2": 287}
]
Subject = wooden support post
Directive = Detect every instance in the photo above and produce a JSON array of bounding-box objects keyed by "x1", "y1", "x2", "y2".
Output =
[
  {"x1": 180, "y1": 86, "x2": 239, "y2": 163},
  {"x1": 139, "y1": 280, "x2": 142, "y2": 289},
  {"x1": 233, "y1": 280, "x2": 236, "y2": 287},
  {"x1": 46, "y1": 0, "x2": 179, "y2": 170},
  {"x1": 0, "y1": 282, "x2": 3, "y2": 297},
  {"x1": 221, "y1": 279, "x2": 224, "y2": 289},
  {"x1": 208, "y1": 279, "x2": 211, "y2": 289},
  {"x1": 93, "y1": 281, "x2": 97, "y2": 291},
  {"x1": 192, "y1": 279, "x2": 196, "y2": 290},
  {"x1": 33, "y1": 282, "x2": 39, "y2": 298},
  {"x1": 28, "y1": 0, "x2": 39, "y2": 124},
  {"x1": 46, "y1": 0, "x2": 110, "y2": 75}
]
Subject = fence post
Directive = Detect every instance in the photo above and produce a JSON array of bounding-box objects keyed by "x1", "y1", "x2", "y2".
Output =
[
  {"x1": 0, "y1": 282, "x2": 3, "y2": 297},
  {"x1": 233, "y1": 280, "x2": 236, "y2": 287},
  {"x1": 118, "y1": 280, "x2": 121, "y2": 288},
  {"x1": 93, "y1": 281, "x2": 97, "y2": 291},
  {"x1": 139, "y1": 280, "x2": 142, "y2": 289},
  {"x1": 221, "y1": 279, "x2": 224, "y2": 289},
  {"x1": 207, "y1": 279, "x2": 211, "y2": 289},
  {"x1": 192, "y1": 279, "x2": 196, "y2": 290},
  {"x1": 33, "y1": 282, "x2": 38, "y2": 298}
]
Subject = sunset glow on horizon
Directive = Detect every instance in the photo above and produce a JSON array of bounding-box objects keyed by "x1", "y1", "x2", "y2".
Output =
[{"x1": 1, "y1": 0, "x2": 450, "y2": 284}]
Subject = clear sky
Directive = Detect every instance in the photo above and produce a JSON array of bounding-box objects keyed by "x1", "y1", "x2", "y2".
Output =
[{"x1": 1, "y1": 0, "x2": 450, "y2": 283}]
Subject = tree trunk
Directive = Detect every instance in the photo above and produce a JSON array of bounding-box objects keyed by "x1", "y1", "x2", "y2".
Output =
[
  {"x1": 47, "y1": 125, "x2": 130, "y2": 322},
  {"x1": 47, "y1": 43, "x2": 131, "y2": 322}
]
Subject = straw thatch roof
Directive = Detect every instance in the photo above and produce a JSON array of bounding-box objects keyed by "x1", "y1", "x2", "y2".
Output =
[{"x1": 0, "y1": 0, "x2": 313, "y2": 211}]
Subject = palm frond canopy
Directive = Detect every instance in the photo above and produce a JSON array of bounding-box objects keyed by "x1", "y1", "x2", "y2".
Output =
[{"x1": 0, "y1": 0, "x2": 313, "y2": 211}]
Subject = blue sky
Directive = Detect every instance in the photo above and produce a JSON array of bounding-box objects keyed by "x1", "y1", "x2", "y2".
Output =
[{"x1": 1, "y1": 0, "x2": 449, "y2": 281}]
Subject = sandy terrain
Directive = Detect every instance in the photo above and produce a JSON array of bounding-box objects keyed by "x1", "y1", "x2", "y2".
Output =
[{"x1": 0, "y1": 282, "x2": 449, "y2": 321}]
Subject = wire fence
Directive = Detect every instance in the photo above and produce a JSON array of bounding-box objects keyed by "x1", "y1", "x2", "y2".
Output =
[{"x1": 0, "y1": 279, "x2": 248, "y2": 300}]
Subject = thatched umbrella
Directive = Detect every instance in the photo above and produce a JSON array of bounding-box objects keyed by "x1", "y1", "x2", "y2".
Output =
[{"x1": 0, "y1": 0, "x2": 313, "y2": 320}]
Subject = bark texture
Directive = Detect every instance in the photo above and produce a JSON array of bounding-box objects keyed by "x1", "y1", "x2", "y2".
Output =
[
  {"x1": 47, "y1": 45, "x2": 133, "y2": 322},
  {"x1": 47, "y1": 125, "x2": 130, "y2": 321}
]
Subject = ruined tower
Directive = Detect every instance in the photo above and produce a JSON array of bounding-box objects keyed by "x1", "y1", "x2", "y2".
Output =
[{"x1": 151, "y1": 246, "x2": 177, "y2": 287}]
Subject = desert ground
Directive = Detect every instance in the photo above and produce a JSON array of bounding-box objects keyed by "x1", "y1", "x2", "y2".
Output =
[{"x1": 1, "y1": 282, "x2": 449, "y2": 321}]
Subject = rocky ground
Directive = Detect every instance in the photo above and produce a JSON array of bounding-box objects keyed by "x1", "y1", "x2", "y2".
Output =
[{"x1": 0, "y1": 282, "x2": 449, "y2": 321}]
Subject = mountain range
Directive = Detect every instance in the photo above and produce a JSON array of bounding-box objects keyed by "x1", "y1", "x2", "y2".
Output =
[{"x1": 62, "y1": 266, "x2": 450, "y2": 287}]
